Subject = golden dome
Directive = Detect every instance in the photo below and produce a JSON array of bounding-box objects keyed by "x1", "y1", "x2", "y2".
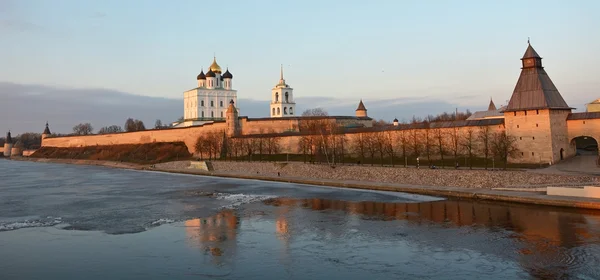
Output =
[{"x1": 209, "y1": 57, "x2": 222, "y2": 74}]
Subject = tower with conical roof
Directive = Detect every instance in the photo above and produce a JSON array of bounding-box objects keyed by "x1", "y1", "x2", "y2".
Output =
[
  {"x1": 41, "y1": 122, "x2": 51, "y2": 146},
  {"x1": 181, "y1": 56, "x2": 237, "y2": 126},
  {"x1": 270, "y1": 65, "x2": 296, "y2": 118},
  {"x1": 355, "y1": 100, "x2": 367, "y2": 118},
  {"x1": 488, "y1": 98, "x2": 497, "y2": 111},
  {"x1": 503, "y1": 42, "x2": 573, "y2": 164},
  {"x1": 3, "y1": 131, "x2": 13, "y2": 157}
]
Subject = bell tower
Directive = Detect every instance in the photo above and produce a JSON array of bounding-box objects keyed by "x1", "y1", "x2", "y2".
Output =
[{"x1": 270, "y1": 65, "x2": 296, "y2": 118}]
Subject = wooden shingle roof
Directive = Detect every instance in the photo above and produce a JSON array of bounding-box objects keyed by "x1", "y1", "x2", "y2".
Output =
[{"x1": 504, "y1": 44, "x2": 572, "y2": 112}]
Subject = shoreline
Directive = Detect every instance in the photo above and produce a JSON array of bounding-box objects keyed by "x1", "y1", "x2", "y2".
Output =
[{"x1": 10, "y1": 157, "x2": 600, "y2": 210}]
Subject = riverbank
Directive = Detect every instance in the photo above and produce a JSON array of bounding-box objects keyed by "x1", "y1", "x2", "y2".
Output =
[{"x1": 10, "y1": 157, "x2": 600, "y2": 210}]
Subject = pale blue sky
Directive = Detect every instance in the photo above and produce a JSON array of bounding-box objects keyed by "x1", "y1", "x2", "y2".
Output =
[{"x1": 2, "y1": 0, "x2": 599, "y2": 110}]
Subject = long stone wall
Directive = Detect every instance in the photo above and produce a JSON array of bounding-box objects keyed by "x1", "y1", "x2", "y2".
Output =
[{"x1": 42, "y1": 122, "x2": 228, "y2": 155}]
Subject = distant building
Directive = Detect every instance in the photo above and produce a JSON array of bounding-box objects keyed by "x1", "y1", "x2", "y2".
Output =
[
  {"x1": 587, "y1": 99, "x2": 600, "y2": 112},
  {"x1": 467, "y1": 98, "x2": 506, "y2": 121}
]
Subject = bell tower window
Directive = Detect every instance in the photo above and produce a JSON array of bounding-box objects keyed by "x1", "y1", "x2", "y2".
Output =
[
  {"x1": 285, "y1": 92, "x2": 289, "y2": 103},
  {"x1": 275, "y1": 93, "x2": 279, "y2": 102}
]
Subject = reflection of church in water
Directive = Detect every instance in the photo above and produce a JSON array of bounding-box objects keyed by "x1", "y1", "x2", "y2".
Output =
[{"x1": 182, "y1": 198, "x2": 599, "y2": 278}]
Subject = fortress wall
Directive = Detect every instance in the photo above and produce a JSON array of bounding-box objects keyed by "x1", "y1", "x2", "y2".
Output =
[
  {"x1": 42, "y1": 122, "x2": 228, "y2": 155},
  {"x1": 568, "y1": 118, "x2": 600, "y2": 144},
  {"x1": 242, "y1": 123, "x2": 506, "y2": 161},
  {"x1": 240, "y1": 118, "x2": 299, "y2": 135}
]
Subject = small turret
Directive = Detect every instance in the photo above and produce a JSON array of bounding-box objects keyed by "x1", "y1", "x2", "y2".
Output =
[
  {"x1": 3, "y1": 131, "x2": 13, "y2": 157},
  {"x1": 393, "y1": 118, "x2": 399, "y2": 126},
  {"x1": 226, "y1": 99, "x2": 239, "y2": 137},
  {"x1": 355, "y1": 99, "x2": 367, "y2": 118},
  {"x1": 41, "y1": 122, "x2": 51, "y2": 146}
]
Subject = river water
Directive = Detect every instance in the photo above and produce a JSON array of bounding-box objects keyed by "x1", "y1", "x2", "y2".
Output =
[{"x1": 1, "y1": 160, "x2": 599, "y2": 279}]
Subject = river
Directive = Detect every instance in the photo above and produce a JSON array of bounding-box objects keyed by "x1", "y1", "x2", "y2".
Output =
[{"x1": 1, "y1": 160, "x2": 599, "y2": 279}]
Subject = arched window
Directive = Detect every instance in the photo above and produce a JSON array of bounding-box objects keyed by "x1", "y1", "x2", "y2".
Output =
[
  {"x1": 201, "y1": 111, "x2": 204, "y2": 118},
  {"x1": 211, "y1": 101, "x2": 214, "y2": 107},
  {"x1": 221, "y1": 111, "x2": 223, "y2": 118},
  {"x1": 272, "y1": 108, "x2": 275, "y2": 116},
  {"x1": 289, "y1": 107, "x2": 293, "y2": 115},
  {"x1": 201, "y1": 100, "x2": 204, "y2": 107},
  {"x1": 211, "y1": 111, "x2": 214, "y2": 118},
  {"x1": 284, "y1": 107, "x2": 287, "y2": 115},
  {"x1": 220, "y1": 100, "x2": 223, "y2": 107},
  {"x1": 275, "y1": 93, "x2": 279, "y2": 102},
  {"x1": 277, "y1": 107, "x2": 280, "y2": 115},
  {"x1": 285, "y1": 92, "x2": 289, "y2": 103}
]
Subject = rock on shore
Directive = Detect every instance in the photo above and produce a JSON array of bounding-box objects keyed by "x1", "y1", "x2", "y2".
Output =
[{"x1": 205, "y1": 161, "x2": 598, "y2": 189}]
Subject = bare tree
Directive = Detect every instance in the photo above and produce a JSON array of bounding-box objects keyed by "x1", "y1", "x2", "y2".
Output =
[
  {"x1": 478, "y1": 125, "x2": 492, "y2": 170},
  {"x1": 399, "y1": 129, "x2": 409, "y2": 167},
  {"x1": 449, "y1": 126, "x2": 460, "y2": 168},
  {"x1": 365, "y1": 133, "x2": 379, "y2": 166},
  {"x1": 424, "y1": 121, "x2": 434, "y2": 166},
  {"x1": 433, "y1": 127, "x2": 446, "y2": 168},
  {"x1": 460, "y1": 127, "x2": 476, "y2": 169},
  {"x1": 383, "y1": 130, "x2": 396, "y2": 166},
  {"x1": 154, "y1": 119, "x2": 163, "y2": 129},
  {"x1": 352, "y1": 133, "x2": 367, "y2": 164},
  {"x1": 124, "y1": 118, "x2": 146, "y2": 132},
  {"x1": 302, "y1": 108, "x2": 328, "y2": 117},
  {"x1": 73, "y1": 123, "x2": 93, "y2": 135},
  {"x1": 98, "y1": 125, "x2": 123, "y2": 134},
  {"x1": 491, "y1": 131, "x2": 520, "y2": 169}
]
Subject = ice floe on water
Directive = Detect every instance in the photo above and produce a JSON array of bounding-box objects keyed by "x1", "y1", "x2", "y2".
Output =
[
  {"x1": 150, "y1": 218, "x2": 176, "y2": 226},
  {"x1": 0, "y1": 216, "x2": 64, "y2": 232},
  {"x1": 214, "y1": 193, "x2": 278, "y2": 209}
]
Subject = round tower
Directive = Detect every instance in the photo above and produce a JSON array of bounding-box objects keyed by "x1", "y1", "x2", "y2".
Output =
[
  {"x1": 11, "y1": 140, "x2": 23, "y2": 157},
  {"x1": 3, "y1": 131, "x2": 13, "y2": 157},
  {"x1": 226, "y1": 99, "x2": 239, "y2": 137},
  {"x1": 41, "y1": 122, "x2": 51, "y2": 146},
  {"x1": 355, "y1": 99, "x2": 368, "y2": 118}
]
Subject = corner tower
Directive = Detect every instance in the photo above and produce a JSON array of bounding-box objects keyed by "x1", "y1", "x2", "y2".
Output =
[
  {"x1": 355, "y1": 100, "x2": 367, "y2": 118},
  {"x1": 270, "y1": 65, "x2": 296, "y2": 117},
  {"x1": 503, "y1": 42, "x2": 573, "y2": 164},
  {"x1": 41, "y1": 122, "x2": 51, "y2": 146},
  {"x1": 3, "y1": 131, "x2": 13, "y2": 157}
]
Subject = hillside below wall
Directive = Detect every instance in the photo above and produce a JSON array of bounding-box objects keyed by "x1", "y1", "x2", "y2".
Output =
[
  {"x1": 32, "y1": 142, "x2": 192, "y2": 164},
  {"x1": 41, "y1": 123, "x2": 228, "y2": 155}
]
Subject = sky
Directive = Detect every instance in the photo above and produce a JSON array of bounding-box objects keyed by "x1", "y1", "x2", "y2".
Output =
[{"x1": 1, "y1": 0, "x2": 600, "y2": 132}]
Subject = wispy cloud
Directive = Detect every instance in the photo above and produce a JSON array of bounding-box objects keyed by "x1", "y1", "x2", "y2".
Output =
[
  {"x1": 0, "y1": 19, "x2": 43, "y2": 32},
  {"x1": 91, "y1": 12, "x2": 107, "y2": 19}
]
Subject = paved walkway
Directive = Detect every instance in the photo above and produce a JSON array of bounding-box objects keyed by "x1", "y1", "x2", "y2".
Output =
[{"x1": 530, "y1": 155, "x2": 600, "y2": 176}]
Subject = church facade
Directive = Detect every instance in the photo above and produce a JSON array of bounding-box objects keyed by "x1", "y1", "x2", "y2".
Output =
[{"x1": 178, "y1": 57, "x2": 238, "y2": 127}]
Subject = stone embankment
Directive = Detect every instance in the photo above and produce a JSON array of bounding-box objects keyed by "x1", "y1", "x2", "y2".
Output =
[{"x1": 156, "y1": 161, "x2": 599, "y2": 189}]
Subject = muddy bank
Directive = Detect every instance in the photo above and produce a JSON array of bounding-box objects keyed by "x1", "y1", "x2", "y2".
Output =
[{"x1": 30, "y1": 142, "x2": 192, "y2": 164}]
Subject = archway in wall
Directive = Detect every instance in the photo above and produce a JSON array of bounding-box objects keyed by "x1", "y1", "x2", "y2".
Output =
[{"x1": 571, "y1": 136, "x2": 599, "y2": 156}]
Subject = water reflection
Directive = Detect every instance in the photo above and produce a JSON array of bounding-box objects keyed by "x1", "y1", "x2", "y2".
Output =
[
  {"x1": 184, "y1": 210, "x2": 239, "y2": 263},
  {"x1": 263, "y1": 197, "x2": 600, "y2": 279},
  {"x1": 180, "y1": 197, "x2": 600, "y2": 279}
]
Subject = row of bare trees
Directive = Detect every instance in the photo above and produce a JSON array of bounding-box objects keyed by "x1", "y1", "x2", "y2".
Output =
[
  {"x1": 195, "y1": 130, "x2": 282, "y2": 161},
  {"x1": 290, "y1": 112, "x2": 519, "y2": 169}
]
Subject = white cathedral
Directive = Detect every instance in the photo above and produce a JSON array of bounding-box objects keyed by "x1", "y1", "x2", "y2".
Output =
[
  {"x1": 176, "y1": 58, "x2": 297, "y2": 127},
  {"x1": 178, "y1": 57, "x2": 239, "y2": 127}
]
